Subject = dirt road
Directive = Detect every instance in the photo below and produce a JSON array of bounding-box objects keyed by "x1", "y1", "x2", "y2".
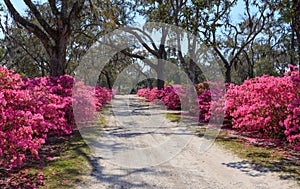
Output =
[{"x1": 76, "y1": 95, "x2": 298, "y2": 189}]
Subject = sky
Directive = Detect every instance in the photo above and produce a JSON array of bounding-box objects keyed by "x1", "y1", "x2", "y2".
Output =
[{"x1": 0, "y1": 0, "x2": 27, "y2": 14}]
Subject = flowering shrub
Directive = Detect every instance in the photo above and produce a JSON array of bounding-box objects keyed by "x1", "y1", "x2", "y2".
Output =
[
  {"x1": 137, "y1": 87, "x2": 159, "y2": 101},
  {"x1": 73, "y1": 82, "x2": 109, "y2": 124},
  {"x1": 144, "y1": 87, "x2": 165, "y2": 101},
  {"x1": 193, "y1": 69, "x2": 299, "y2": 146},
  {"x1": 0, "y1": 66, "x2": 112, "y2": 170},
  {"x1": 137, "y1": 86, "x2": 181, "y2": 110},
  {"x1": 23, "y1": 76, "x2": 113, "y2": 122},
  {"x1": 95, "y1": 86, "x2": 113, "y2": 111},
  {"x1": 137, "y1": 70, "x2": 299, "y2": 147},
  {"x1": 137, "y1": 83, "x2": 223, "y2": 113},
  {"x1": 22, "y1": 75, "x2": 75, "y2": 127},
  {"x1": 283, "y1": 65, "x2": 300, "y2": 145},
  {"x1": 0, "y1": 91, "x2": 68, "y2": 169},
  {"x1": 137, "y1": 88, "x2": 151, "y2": 97},
  {"x1": 226, "y1": 73, "x2": 300, "y2": 144},
  {"x1": 70, "y1": 82, "x2": 95, "y2": 125},
  {"x1": 22, "y1": 75, "x2": 74, "y2": 97},
  {"x1": 197, "y1": 90, "x2": 211, "y2": 121},
  {"x1": 161, "y1": 85, "x2": 181, "y2": 110},
  {"x1": 0, "y1": 66, "x2": 23, "y2": 90},
  {"x1": 195, "y1": 81, "x2": 227, "y2": 123},
  {"x1": 0, "y1": 78, "x2": 72, "y2": 169}
]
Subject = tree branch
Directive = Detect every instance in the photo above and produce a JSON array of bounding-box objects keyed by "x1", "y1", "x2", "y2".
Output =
[
  {"x1": 3, "y1": 0, "x2": 53, "y2": 54},
  {"x1": 120, "y1": 49, "x2": 158, "y2": 69},
  {"x1": 68, "y1": 0, "x2": 85, "y2": 24},
  {"x1": 48, "y1": 0, "x2": 59, "y2": 16},
  {"x1": 230, "y1": 15, "x2": 266, "y2": 65},
  {"x1": 123, "y1": 27, "x2": 160, "y2": 57},
  {"x1": 128, "y1": 27, "x2": 159, "y2": 52},
  {"x1": 23, "y1": 0, "x2": 56, "y2": 38}
]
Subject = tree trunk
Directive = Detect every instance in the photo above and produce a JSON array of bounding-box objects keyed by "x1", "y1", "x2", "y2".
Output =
[
  {"x1": 49, "y1": 39, "x2": 67, "y2": 77},
  {"x1": 297, "y1": 34, "x2": 300, "y2": 74},
  {"x1": 290, "y1": 21, "x2": 296, "y2": 65},
  {"x1": 157, "y1": 79, "x2": 164, "y2": 90},
  {"x1": 190, "y1": 59, "x2": 203, "y2": 84},
  {"x1": 296, "y1": 23, "x2": 300, "y2": 73},
  {"x1": 157, "y1": 60, "x2": 165, "y2": 90},
  {"x1": 147, "y1": 78, "x2": 153, "y2": 89},
  {"x1": 249, "y1": 63, "x2": 254, "y2": 79},
  {"x1": 225, "y1": 64, "x2": 231, "y2": 83},
  {"x1": 293, "y1": 0, "x2": 300, "y2": 74},
  {"x1": 49, "y1": 55, "x2": 65, "y2": 76},
  {"x1": 104, "y1": 72, "x2": 112, "y2": 89}
]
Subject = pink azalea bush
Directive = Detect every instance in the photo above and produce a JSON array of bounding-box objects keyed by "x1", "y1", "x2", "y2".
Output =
[
  {"x1": 197, "y1": 90, "x2": 211, "y2": 121},
  {"x1": 72, "y1": 83, "x2": 113, "y2": 123},
  {"x1": 142, "y1": 87, "x2": 165, "y2": 101},
  {"x1": 137, "y1": 88, "x2": 151, "y2": 97},
  {"x1": 282, "y1": 65, "x2": 300, "y2": 144},
  {"x1": 0, "y1": 89, "x2": 71, "y2": 170},
  {"x1": 194, "y1": 81, "x2": 227, "y2": 123},
  {"x1": 95, "y1": 86, "x2": 113, "y2": 111},
  {"x1": 137, "y1": 83, "x2": 223, "y2": 113},
  {"x1": 72, "y1": 81, "x2": 97, "y2": 124},
  {"x1": 160, "y1": 85, "x2": 181, "y2": 110},
  {"x1": 226, "y1": 65, "x2": 300, "y2": 145},
  {"x1": 22, "y1": 75, "x2": 75, "y2": 127},
  {"x1": 0, "y1": 69, "x2": 70, "y2": 170},
  {"x1": 137, "y1": 85, "x2": 181, "y2": 110},
  {"x1": 137, "y1": 65, "x2": 299, "y2": 148},
  {"x1": 21, "y1": 75, "x2": 74, "y2": 97},
  {"x1": 0, "y1": 66, "x2": 112, "y2": 170}
]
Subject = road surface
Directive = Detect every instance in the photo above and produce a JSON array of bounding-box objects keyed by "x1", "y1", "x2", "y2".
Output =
[{"x1": 76, "y1": 95, "x2": 298, "y2": 189}]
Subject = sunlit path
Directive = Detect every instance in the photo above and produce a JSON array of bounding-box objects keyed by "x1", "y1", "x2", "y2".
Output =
[{"x1": 76, "y1": 95, "x2": 298, "y2": 189}]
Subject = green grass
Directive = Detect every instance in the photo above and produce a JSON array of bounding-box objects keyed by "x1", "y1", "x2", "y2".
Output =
[
  {"x1": 0, "y1": 129, "x2": 94, "y2": 189},
  {"x1": 29, "y1": 113, "x2": 108, "y2": 188},
  {"x1": 165, "y1": 113, "x2": 181, "y2": 122},
  {"x1": 33, "y1": 130, "x2": 92, "y2": 189}
]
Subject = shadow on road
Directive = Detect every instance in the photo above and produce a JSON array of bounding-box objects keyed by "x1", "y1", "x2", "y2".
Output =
[{"x1": 75, "y1": 147, "x2": 158, "y2": 188}]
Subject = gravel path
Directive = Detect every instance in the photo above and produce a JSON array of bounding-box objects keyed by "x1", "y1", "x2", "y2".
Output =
[{"x1": 76, "y1": 95, "x2": 298, "y2": 189}]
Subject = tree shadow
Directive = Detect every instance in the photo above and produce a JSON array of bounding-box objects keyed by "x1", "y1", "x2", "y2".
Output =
[
  {"x1": 74, "y1": 146, "x2": 158, "y2": 188},
  {"x1": 216, "y1": 130, "x2": 300, "y2": 184},
  {"x1": 222, "y1": 160, "x2": 271, "y2": 177},
  {"x1": 221, "y1": 151, "x2": 300, "y2": 183}
]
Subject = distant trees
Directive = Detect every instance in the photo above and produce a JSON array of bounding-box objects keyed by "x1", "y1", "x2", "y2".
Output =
[
  {"x1": 0, "y1": 14, "x2": 49, "y2": 77},
  {"x1": 1, "y1": 0, "x2": 299, "y2": 84},
  {"x1": 134, "y1": 0, "x2": 272, "y2": 83},
  {"x1": 229, "y1": 0, "x2": 300, "y2": 83},
  {"x1": 1, "y1": 0, "x2": 131, "y2": 77},
  {"x1": 272, "y1": 0, "x2": 300, "y2": 73},
  {"x1": 98, "y1": 52, "x2": 133, "y2": 89},
  {"x1": 3, "y1": 0, "x2": 87, "y2": 76}
]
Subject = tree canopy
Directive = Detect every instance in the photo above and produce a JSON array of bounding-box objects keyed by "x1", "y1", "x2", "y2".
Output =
[{"x1": 0, "y1": 0, "x2": 299, "y2": 84}]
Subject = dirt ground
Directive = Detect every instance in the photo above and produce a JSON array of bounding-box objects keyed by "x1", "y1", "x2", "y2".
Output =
[{"x1": 76, "y1": 95, "x2": 298, "y2": 189}]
